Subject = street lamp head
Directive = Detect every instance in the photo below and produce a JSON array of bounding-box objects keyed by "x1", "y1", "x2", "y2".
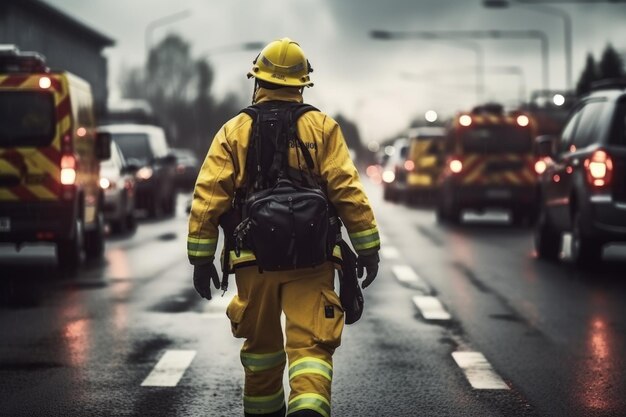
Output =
[
  {"x1": 370, "y1": 30, "x2": 393, "y2": 40},
  {"x1": 483, "y1": 0, "x2": 510, "y2": 8},
  {"x1": 243, "y1": 42, "x2": 266, "y2": 51}
]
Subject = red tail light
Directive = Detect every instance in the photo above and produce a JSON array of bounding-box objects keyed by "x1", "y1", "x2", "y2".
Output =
[
  {"x1": 404, "y1": 160, "x2": 415, "y2": 171},
  {"x1": 449, "y1": 159, "x2": 463, "y2": 174},
  {"x1": 60, "y1": 155, "x2": 77, "y2": 185},
  {"x1": 584, "y1": 149, "x2": 613, "y2": 187}
]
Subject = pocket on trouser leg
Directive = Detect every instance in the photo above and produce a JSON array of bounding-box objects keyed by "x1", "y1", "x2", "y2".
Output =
[
  {"x1": 313, "y1": 289, "x2": 344, "y2": 349},
  {"x1": 226, "y1": 295, "x2": 252, "y2": 338}
]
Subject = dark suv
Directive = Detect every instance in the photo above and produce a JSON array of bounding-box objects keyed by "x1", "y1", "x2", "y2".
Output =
[{"x1": 534, "y1": 80, "x2": 626, "y2": 266}]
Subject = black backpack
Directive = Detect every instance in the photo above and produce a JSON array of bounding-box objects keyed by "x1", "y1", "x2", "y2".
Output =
[{"x1": 233, "y1": 101, "x2": 334, "y2": 271}]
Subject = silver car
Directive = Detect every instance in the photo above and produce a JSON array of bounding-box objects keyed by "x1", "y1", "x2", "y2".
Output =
[{"x1": 100, "y1": 142, "x2": 137, "y2": 234}]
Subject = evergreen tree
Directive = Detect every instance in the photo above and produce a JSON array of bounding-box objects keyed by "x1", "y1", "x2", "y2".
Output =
[
  {"x1": 576, "y1": 53, "x2": 599, "y2": 97},
  {"x1": 598, "y1": 43, "x2": 625, "y2": 80}
]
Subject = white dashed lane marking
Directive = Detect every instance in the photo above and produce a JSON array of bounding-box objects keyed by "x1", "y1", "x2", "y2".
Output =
[
  {"x1": 412, "y1": 296, "x2": 451, "y2": 320},
  {"x1": 380, "y1": 246, "x2": 400, "y2": 260},
  {"x1": 392, "y1": 265, "x2": 421, "y2": 283},
  {"x1": 141, "y1": 350, "x2": 197, "y2": 387},
  {"x1": 452, "y1": 351, "x2": 510, "y2": 390}
]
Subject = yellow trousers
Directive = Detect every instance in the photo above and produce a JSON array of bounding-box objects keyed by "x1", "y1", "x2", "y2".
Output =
[{"x1": 227, "y1": 262, "x2": 344, "y2": 417}]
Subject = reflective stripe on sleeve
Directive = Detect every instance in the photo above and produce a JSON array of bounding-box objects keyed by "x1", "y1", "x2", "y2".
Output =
[
  {"x1": 187, "y1": 236, "x2": 217, "y2": 258},
  {"x1": 288, "y1": 357, "x2": 333, "y2": 381},
  {"x1": 287, "y1": 393, "x2": 331, "y2": 417},
  {"x1": 241, "y1": 350, "x2": 286, "y2": 372},
  {"x1": 244, "y1": 388, "x2": 285, "y2": 415},
  {"x1": 349, "y1": 227, "x2": 380, "y2": 252}
]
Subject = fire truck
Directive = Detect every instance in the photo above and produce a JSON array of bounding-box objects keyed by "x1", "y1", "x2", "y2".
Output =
[
  {"x1": 436, "y1": 104, "x2": 544, "y2": 225},
  {"x1": 0, "y1": 46, "x2": 110, "y2": 269}
]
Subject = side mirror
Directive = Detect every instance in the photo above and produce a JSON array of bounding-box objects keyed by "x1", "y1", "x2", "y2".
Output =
[
  {"x1": 95, "y1": 132, "x2": 111, "y2": 161},
  {"x1": 163, "y1": 153, "x2": 178, "y2": 165},
  {"x1": 535, "y1": 135, "x2": 556, "y2": 158}
]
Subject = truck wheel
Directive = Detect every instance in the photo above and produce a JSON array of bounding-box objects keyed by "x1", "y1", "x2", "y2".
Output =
[
  {"x1": 435, "y1": 199, "x2": 448, "y2": 224},
  {"x1": 148, "y1": 194, "x2": 162, "y2": 219},
  {"x1": 571, "y1": 211, "x2": 602, "y2": 268},
  {"x1": 534, "y1": 208, "x2": 560, "y2": 261},
  {"x1": 57, "y1": 218, "x2": 83, "y2": 270},
  {"x1": 125, "y1": 211, "x2": 137, "y2": 234},
  {"x1": 85, "y1": 210, "x2": 105, "y2": 259},
  {"x1": 448, "y1": 206, "x2": 462, "y2": 225}
]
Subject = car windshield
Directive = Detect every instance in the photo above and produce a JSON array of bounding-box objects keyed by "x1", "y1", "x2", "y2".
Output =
[
  {"x1": 0, "y1": 92, "x2": 55, "y2": 147},
  {"x1": 112, "y1": 133, "x2": 152, "y2": 164},
  {"x1": 460, "y1": 125, "x2": 532, "y2": 154}
]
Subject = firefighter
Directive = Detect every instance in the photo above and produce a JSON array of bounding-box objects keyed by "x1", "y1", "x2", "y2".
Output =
[{"x1": 188, "y1": 38, "x2": 380, "y2": 417}]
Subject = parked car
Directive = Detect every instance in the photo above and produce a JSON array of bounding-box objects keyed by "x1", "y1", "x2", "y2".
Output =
[
  {"x1": 382, "y1": 137, "x2": 409, "y2": 202},
  {"x1": 534, "y1": 79, "x2": 626, "y2": 267},
  {"x1": 171, "y1": 148, "x2": 200, "y2": 191},
  {"x1": 98, "y1": 124, "x2": 177, "y2": 218},
  {"x1": 99, "y1": 141, "x2": 137, "y2": 234}
]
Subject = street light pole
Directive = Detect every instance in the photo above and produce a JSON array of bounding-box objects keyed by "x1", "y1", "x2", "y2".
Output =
[
  {"x1": 145, "y1": 10, "x2": 192, "y2": 58},
  {"x1": 483, "y1": 0, "x2": 577, "y2": 89},
  {"x1": 198, "y1": 42, "x2": 266, "y2": 59},
  {"x1": 401, "y1": 65, "x2": 527, "y2": 104},
  {"x1": 371, "y1": 30, "x2": 486, "y2": 102},
  {"x1": 371, "y1": 29, "x2": 548, "y2": 99}
]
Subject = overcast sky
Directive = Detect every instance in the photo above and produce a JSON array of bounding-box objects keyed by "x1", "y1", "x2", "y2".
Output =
[{"x1": 47, "y1": 0, "x2": 626, "y2": 144}]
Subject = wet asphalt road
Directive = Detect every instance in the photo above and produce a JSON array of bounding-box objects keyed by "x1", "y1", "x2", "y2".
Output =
[{"x1": 1, "y1": 185, "x2": 625, "y2": 417}]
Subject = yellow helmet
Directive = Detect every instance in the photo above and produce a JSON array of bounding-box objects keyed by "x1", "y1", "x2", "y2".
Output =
[{"x1": 248, "y1": 38, "x2": 313, "y2": 87}]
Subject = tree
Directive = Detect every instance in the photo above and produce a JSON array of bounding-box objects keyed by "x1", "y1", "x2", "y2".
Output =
[
  {"x1": 576, "y1": 53, "x2": 599, "y2": 97},
  {"x1": 117, "y1": 33, "x2": 245, "y2": 158},
  {"x1": 598, "y1": 43, "x2": 625, "y2": 80}
]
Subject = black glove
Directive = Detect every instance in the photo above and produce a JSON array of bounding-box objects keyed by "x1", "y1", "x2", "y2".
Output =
[
  {"x1": 193, "y1": 263, "x2": 220, "y2": 300},
  {"x1": 356, "y1": 253, "x2": 379, "y2": 289}
]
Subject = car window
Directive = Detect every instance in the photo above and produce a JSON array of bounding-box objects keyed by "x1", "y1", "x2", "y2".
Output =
[
  {"x1": 573, "y1": 101, "x2": 605, "y2": 149},
  {"x1": 559, "y1": 108, "x2": 583, "y2": 153},
  {"x1": 112, "y1": 133, "x2": 153, "y2": 164},
  {"x1": 150, "y1": 130, "x2": 169, "y2": 158},
  {"x1": 611, "y1": 99, "x2": 626, "y2": 146},
  {"x1": 0, "y1": 92, "x2": 55, "y2": 147}
]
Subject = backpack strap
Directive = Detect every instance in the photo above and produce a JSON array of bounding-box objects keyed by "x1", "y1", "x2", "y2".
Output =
[{"x1": 290, "y1": 104, "x2": 318, "y2": 170}]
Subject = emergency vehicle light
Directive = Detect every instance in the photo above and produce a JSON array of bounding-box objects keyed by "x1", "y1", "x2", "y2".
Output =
[
  {"x1": 449, "y1": 159, "x2": 463, "y2": 174},
  {"x1": 516, "y1": 115, "x2": 530, "y2": 127},
  {"x1": 0, "y1": 47, "x2": 49, "y2": 73},
  {"x1": 584, "y1": 150, "x2": 613, "y2": 187},
  {"x1": 60, "y1": 155, "x2": 77, "y2": 185},
  {"x1": 459, "y1": 115, "x2": 472, "y2": 127},
  {"x1": 534, "y1": 160, "x2": 547, "y2": 175},
  {"x1": 38, "y1": 76, "x2": 51, "y2": 89}
]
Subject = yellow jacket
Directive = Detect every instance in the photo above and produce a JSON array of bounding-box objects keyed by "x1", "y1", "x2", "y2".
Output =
[{"x1": 188, "y1": 87, "x2": 379, "y2": 267}]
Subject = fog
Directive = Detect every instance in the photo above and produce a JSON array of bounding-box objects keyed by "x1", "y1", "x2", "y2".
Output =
[{"x1": 48, "y1": 0, "x2": 626, "y2": 143}]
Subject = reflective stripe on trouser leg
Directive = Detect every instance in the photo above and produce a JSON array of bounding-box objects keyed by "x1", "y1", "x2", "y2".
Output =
[
  {"x1": 287, "y1": 393, "x2": 331, "y2": 417},
  {"x1": 241, "y1": 351, "x2": 287, "y2": 415},
  {"x1": 281, "y1": 263, "x2": 341, "y2": 417},
  {"x1": 244, "y1": 388, "x2": 286, "y2": 415},
  {"x1": 235, "y1": 267, "x2": 287, "y2": 416}
]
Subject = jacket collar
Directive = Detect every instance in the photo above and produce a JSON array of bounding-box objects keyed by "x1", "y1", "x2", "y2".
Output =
[{"x1": 253, "y1": 87, "x2": 303, "y2": 104}]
